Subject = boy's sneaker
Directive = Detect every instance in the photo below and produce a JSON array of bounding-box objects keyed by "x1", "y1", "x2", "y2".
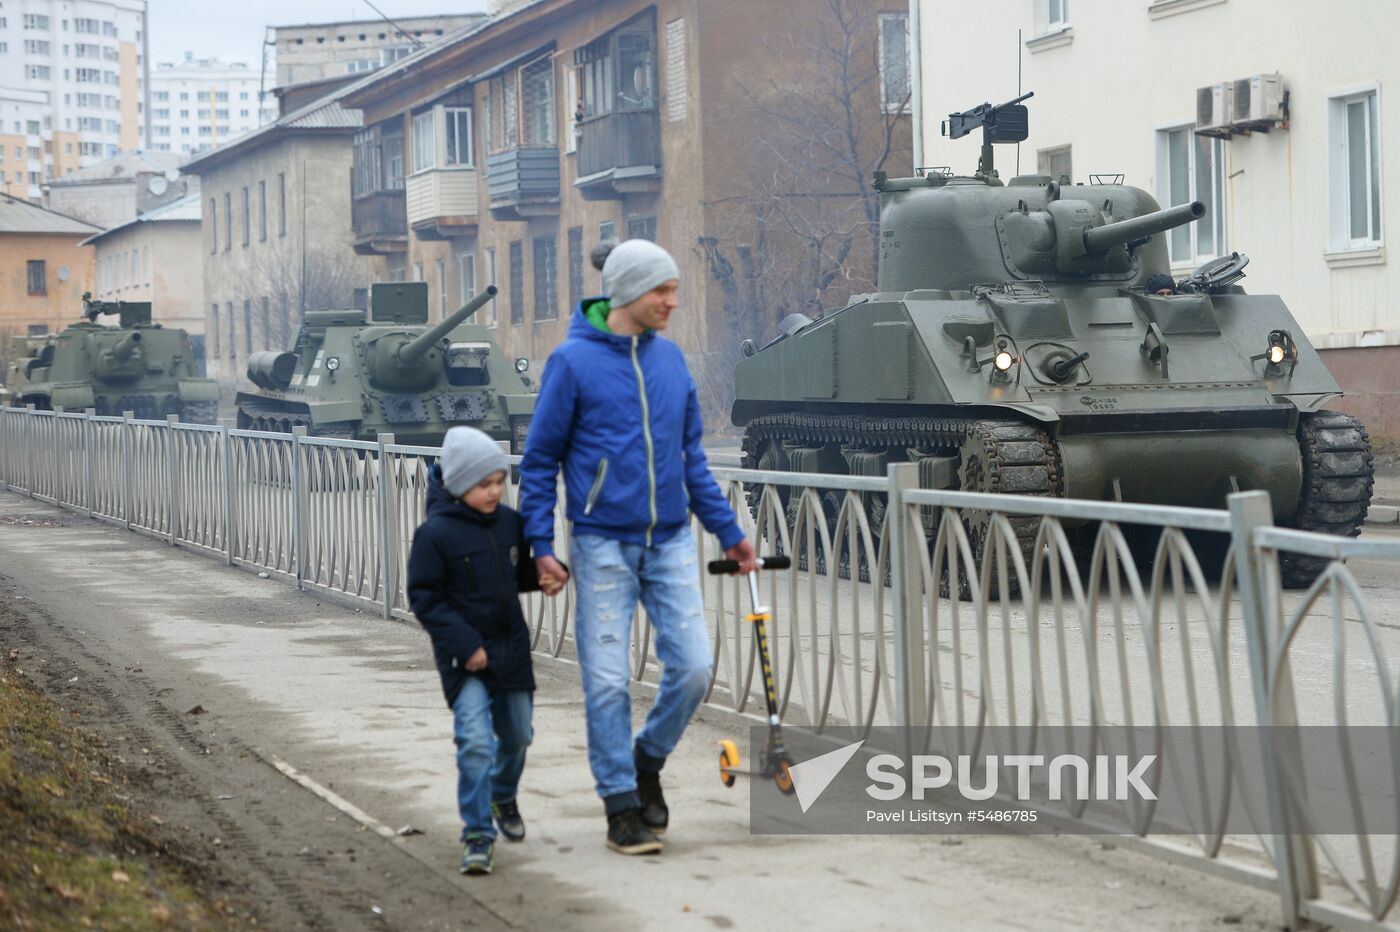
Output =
[
  {"x1": 636, "y1": 770, "x2": 668, "y2": 835},
  {"x1": 606, "y1": 808, "x2": 662, "y2": 855},
  {"x1": 460, "y1": 835, "x2": 494, "y2": 875},
  {"x1": 491, "y1": 799, "x2": 526, "y2": 842}
]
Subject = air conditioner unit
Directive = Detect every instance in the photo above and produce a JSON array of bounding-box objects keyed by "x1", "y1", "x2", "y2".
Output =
[
  {"x1": 1196, "y1": 83, "x2": 1234, "y2": 136},
  {"x1": 1232, "y1": 73, "x2": 1285, "y2": 126}
]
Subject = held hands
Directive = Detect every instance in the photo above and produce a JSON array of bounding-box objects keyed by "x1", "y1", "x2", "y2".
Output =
[
  {"x1": 725, "y1": 537, "x2": 758, "y2": 575},
  {"x1": 536, "y1": 555, "x2": 569, "y2": 597},
  {"x1": 465, "y1": 647, "x2": 488, "y2": 672}
]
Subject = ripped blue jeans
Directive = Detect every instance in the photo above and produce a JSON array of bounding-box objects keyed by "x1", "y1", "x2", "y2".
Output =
[{"x1": 570, "y1": 527, "x2": 712, "y2": 814}]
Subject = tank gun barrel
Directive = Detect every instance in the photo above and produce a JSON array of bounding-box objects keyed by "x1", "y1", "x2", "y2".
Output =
[
  {"x1": 1082, "y1": 200, "x2": 1205, "y2": 254},
  {"x1": 110, "y1": 330, "x2": 142, "y2": 361},
  {"x1": 396, "y1": 285, "x2": 498, "y2": 365}
]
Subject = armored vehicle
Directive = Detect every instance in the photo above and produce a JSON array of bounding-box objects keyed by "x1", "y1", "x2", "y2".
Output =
[
  {"x1": 732, "y1": 93, "x2": 1372, "y2": 587},
  {"x1": 5, "y1": 296, "x2": 219, "y2": 422},
  {"x1": 236, "y1": 282, "x2": 534, "y2": 450}
]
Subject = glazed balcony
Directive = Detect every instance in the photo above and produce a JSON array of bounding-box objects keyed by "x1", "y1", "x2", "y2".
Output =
[{"x1": 406, "y1": 166, "x2": 478, "y2": 240}]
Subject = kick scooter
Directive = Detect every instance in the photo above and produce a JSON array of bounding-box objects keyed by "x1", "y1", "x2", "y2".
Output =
[{"x1": 706, "y1": 554, "x2": 796, "y2": 795}]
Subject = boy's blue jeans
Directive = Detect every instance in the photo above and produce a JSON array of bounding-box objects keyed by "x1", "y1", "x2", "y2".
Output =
[
  {"x1": 452, "y1": 678, "x2": 533, "y2": 841},
  {"x1": 570, "y1": 527, "x2": 712, "y2": 814}
]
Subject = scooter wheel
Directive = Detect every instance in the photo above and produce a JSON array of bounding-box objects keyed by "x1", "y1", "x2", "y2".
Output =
[
  {"x1": 774, "y1": 759, "x2": 795, "y2": 795},
  {"x1": 718, "y1": 740, "x2": 740, "y2": 788}
]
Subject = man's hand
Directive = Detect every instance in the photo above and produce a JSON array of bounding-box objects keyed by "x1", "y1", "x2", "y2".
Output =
[
  {"x1": 465, "y1": 647, "x2": 488, "y2": 672},
  {"x1": 725, "y1": 538, "x2": 758, "y2": 575},
  {"x1": 536, "y1": 555, "x2": 569, "y2": 595}
]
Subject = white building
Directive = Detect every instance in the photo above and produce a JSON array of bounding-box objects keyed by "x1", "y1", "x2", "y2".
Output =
[
  {"x1": 914, "y1": 0, "x2": 1400, "y2": 441},
  {"x1": 0, "y1": 0, "x2": 149, "y2": 198},
  {"x1": 149, "y1": 53, "x2": 278, "y2": 158},
  {"x1": 270, "y1": 15, "x2": 485, "y2": 89}
]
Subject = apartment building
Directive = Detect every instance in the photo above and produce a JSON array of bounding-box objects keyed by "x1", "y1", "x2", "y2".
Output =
[
  {"x1": 44, "y1": 150, "x2": 185, "y2": 229},
  {"x1": 0, "y1": 0, "x2": 149, "y2": 198},
  {"x1": 149, "y1": 53, "x2": 278, "y2": 158},
  {"x1": 915, "y1": 0, "x2": 1400, "y2": 438},
  {"x1": 271, "y1": 15, "x2": 486, "y2": 88},
  {"x1": 0, "y1": 194, "x2": 98, "y2": 338}
]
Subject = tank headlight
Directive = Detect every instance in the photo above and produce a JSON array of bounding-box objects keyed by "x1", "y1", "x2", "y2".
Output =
[
  {"x1": 514, "y1": 357, "x2": 530, "y2": 374},
  {"x1": 325, "y1": 356, "x2": 340, "y2": 372},
  {"x1": 1252, "y1": 329, "x2": 1297, "y2": 376},
  {"x1": 1267, "y1": 344, "x2": 1286, "y2": 365},
  {"x1": 993, "y1": 350, "x2": 1015, "y2": 371}
]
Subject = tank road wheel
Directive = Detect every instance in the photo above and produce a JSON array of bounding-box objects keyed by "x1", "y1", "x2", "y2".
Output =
[
  {"x1": 742, "y1": 433, "x2": 792, "y2": 530},
  {"x1": 1280, "y1": 411, "x2": 1375, "y2": 589},
  {"x1": 952, "y1": 422, "x2": 1058, "y2": 600}
]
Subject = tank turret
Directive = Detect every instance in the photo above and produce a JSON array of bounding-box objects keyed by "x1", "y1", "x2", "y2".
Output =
[
  {"x1": 235, "y1": 282, "x2": 534, "y2": 449},
  {"x1": 732, "y1": 92, "x2": 1373, "y2": 592}
]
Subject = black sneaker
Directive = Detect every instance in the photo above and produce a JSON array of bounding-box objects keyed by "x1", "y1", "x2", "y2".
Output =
[
  {"x1": 606, "y1": 808, "x2": 662, "y2": 855},
  {"x1": 491, "y1": 799, "x2": 526, "y2": 842},
  {"x1": 460, "y1": 835, "x2": 494, "y2": 875},
  {"x1": 636, "y1": 770, "x2": 669, "y2": 835}
]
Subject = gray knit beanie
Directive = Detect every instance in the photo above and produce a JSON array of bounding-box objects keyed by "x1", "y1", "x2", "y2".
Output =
[
  {"x1": 601, "y1": 239, "x2": 680, "y2": 308},
  {"x1": 440, "y1": 426, "x2": 508, "y2": 498}
]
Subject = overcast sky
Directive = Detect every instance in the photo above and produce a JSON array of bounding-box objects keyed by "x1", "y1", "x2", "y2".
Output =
[{"x1": 147, "y1": 0, "x2": 489, "y2": 72}]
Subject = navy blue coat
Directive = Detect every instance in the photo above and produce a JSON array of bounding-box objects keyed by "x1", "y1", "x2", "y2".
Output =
[{"x1": 407, "y1": 465, "x2": 539, "y2": 706}]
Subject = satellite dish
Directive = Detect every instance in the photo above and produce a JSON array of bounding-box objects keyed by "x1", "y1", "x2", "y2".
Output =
[
  {"x1": 147, "y1": 175, "x2": 169, "y2": 196},
  {"x1": 164, "y1": 167, "x2": 180, "y2": 182},
  {"x1": 57, "y1": 266, "x2": 71, "y2": 282}
]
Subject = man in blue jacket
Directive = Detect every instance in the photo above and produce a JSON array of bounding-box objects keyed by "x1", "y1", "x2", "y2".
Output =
[{"x1": 519, "y1": 239, "x2": 755, "y2": 855}]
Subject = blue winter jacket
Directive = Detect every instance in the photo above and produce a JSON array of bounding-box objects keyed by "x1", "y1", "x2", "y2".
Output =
[{"x1": 518, "y1": 299, "x2": 744, "y2": 559}]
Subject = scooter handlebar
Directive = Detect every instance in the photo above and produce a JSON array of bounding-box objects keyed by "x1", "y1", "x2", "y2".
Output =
[{"x1": 706, "y1": 555, "x2": 792, "y2": 575}]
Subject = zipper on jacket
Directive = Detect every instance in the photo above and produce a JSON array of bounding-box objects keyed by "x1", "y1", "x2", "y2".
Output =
[
  {"x1": 630, "y1": 336, "x2": 658, "y2": 545},
  {"x1": 584, "y1": 457, "x2": 609, "y2": 515}
]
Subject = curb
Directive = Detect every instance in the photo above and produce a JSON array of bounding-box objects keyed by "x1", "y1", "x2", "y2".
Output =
[{"x1": 1366, "y1": 504, "x2": 1400, "y2": 526}]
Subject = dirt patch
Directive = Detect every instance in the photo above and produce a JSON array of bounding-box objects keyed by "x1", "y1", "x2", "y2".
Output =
[{"x1": 0, "y1": 514, "x2": 69, "y2": 528}]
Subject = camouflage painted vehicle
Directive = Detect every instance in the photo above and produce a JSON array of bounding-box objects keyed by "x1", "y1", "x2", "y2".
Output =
[
  {"x1": 236, "y1": 282, "x2": 534, "y2": 450},
  {"x1": 5, "y1": 296, "x2": 219, "y2": 422},
  {"x1": 731, "y1": 93, "x2": 1372, "y2": 587}
]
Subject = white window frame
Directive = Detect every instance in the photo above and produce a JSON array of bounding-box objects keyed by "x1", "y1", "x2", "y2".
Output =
[
  {"x1": 1154, "y1": 121, "x2": 1227, "y2": 267},
  {"x1": 437, "y1": 258, "x2": 448, "y2": 319},
  {"x1": 443, "y1": 106, "x2": 473, "y2": 168},
  {"x1": 877, "y1": 12, "x2": 911, "y2": 115},
  {"x1": 483, "y1": 247, "x2": 498, "y2": 328},
  {"x1": 410, "y1": 109, "x2": 435, "y2": 174},
  {"x1": 459, "y1": 251, "x2": 476, "y2": 303},
  {"x1": 1327, "y1": 83, "x2": 1384, "y2": 252},
  {"x1": 1047, "y1": 0, "x2": 1070, "y2": 31}
]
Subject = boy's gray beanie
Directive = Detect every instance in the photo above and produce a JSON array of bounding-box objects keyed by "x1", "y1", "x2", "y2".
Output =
[
  {"x1": 440, "y1": 426, "x2": 508, "y2": 498},
  {"x1": 602, "y1": 239, "x2": 680, "y2": 308}
]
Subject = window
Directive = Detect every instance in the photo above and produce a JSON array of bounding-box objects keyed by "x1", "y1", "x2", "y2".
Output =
[
  {"x1": 227, "y1": 302, "x2": 236, "y2": 367},
  {"x1": 628, "y1": 215, "x2": 657, "y2": 242},
  {"x1": 260, "y1": 297, "x2": 271, "y2": 350},
  {"x1": 28, "y1": 65, "x2": 52, "y2": 80},
  {"x1": 483, "y1": 247, "x2": 498, "y2": 327},
  {"x1": 24, "y1": 14, "x2": 51, "y2": 30},
  {"x1": 1156, "y1": 126, "x2": 1225, "y2": 264},
  {"x1": 209, "y1": 198, "x2": 218, "y2": 252},
  {"x1": 211, "y1": 305, "x2": 220, "y2": 357},
  {"x1": 600, "y1": 219, "x2": 616, "y2": 242},
  {"x1": 258, "y1": 180, "x2": 267, "y2": 241},
  {"x1": 278, "y1": 172, "x2": 286, "y2": 236},
  {"x1": 1037, "y1": 145, "x2": 1072, "y2": 182},
  {"x1": 241, "y1": 186, "x2": 250, "y2": 246},
  {"x1": 486, "y1": 72, "x2": 519, "y2": 152},
  {"x1": 459, "y1": 251, "x2": 476, "y2": 303},
  {"x1": 411, "y1": 109, "x2": 434, "y2": 173},
  {"x1": 508, "y1": 240, "x2": 524, "y2": 325},
  {"x1": 575, "y1": 13, "x2": 656, "y2": 120},
  {"x1": 345, "y1": 59, "x2": 376, "y2": 74},
  {"x1": 153, "y1": 91, "x2": 168, "y2": 102},
  {"x1": 444, "y1": 107, "x2": 472, "y2": 166},
  {"x1": 567, "y1": 226, "x2": 584, "y2": 310},
  {"x1": 413, "y1": 262, "x2": 424, "y2": 282},
  {"x1": 1328, "y1": 88, "x2": 1383, "y2": 249},
  {"x1": 224, "y1": 193, "x2": 232, "y2": 251},
  {"x1": 28, "y1": 324, "x2": 49, "y2": 337},
  {"x1": 533, "y1": 234, "x2": 558, "y2": 321},
  {"x1": 244, "y1": 300, "x2": 253, "y2": 355},
  {"x1": 437, "y1": 259, "x2": 448, "y2": 318},
  {"x1": 26, "y1": 260, "x2": 46, "y2": 296},
  {"x1": 665, "y1": 18, "x2": 687, "y2": 123},
  {"x1": 25, "y1": 39, "x2": 51, "y2": 55},
  {"x1": 520, "y1": 56, "x2": 555, "y2": 146},
  {"x1": 878, "y1": 13, "x2": 911, "y2": 114}
]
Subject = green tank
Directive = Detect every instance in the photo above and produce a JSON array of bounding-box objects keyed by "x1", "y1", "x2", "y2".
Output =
[
  {"x1": 5, "y1": 295, "x2": 219, "y2": 422},
  {"x1": 731, "y1": 93, "x2": 1373, "y2": 587},
  {"x1": 235, "y1": 282, "x2": 535, "y2": 450}
]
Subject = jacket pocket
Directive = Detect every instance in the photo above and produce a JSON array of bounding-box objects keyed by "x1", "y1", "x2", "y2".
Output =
[{"x1": 583, "y1": 458, "x2": 609, "y2": 515}]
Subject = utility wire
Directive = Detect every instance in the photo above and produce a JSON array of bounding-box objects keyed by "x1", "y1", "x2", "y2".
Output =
[{"x1": 360, "y1": 0, "x2": 426, "y2": 49}]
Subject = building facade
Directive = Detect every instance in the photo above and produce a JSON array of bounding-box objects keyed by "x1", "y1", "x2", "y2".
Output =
[
  {"x1": 149, "y1": 54, "x2": 278, "y2": 158},
  {"x1": 0, "y1": 195, "x2": 99, "y2": 343},
  {"x1": 915, "y1": 0, "x2": 1400, "y2": 440},
  {"x1": 181, "y1": 92, "x2": 366, "y2": 384},
  {"x1": 341, "y1": 0, "x2": 912, "y2": 416},
  {"x1": 0, "y1": 0, "x2": 149, "y2": 198},
  {"x1": 271, "y1": 16, "x2": 486, "y2": 89},
  {"x1": 44, "y1": 150, "x2": 187, "y2": 229}
]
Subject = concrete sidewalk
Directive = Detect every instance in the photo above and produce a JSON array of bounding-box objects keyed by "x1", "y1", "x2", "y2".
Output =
[{"x1": 0, "y1": 489, "x2": 1279, "y2": 930}]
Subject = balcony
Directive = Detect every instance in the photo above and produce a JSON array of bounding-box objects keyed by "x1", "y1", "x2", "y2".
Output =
[
  {"x1": 485, "y1": 147, "x2": 560, "y2": 220},
  {"x1": 351, "y1": 189, "x2": 407, "y2": 256},
  {"x1": 574, "y1": 110, "x2": 662, "y2": 200},
  {"x1": 406, "y1": 166, "x2": 478, "y2": 240}
]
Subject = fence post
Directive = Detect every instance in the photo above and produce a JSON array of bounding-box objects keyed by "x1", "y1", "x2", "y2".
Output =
[
  {"x1": 121, "y1": 410, "x2": 134, "y2": 530},
  {"x1": 83, "y1": 409, "x2": 96, "y2": 518},
  {"x1": 220, "y1": 419, "x2": 234, "y2": 566},
  {"x1": 24, "y1": 405, "x2": 38, "y2": 499},
  {"x1": 1228, "y1": 490, "x2": 1316, "y2": 927},
  {"x1": 888, "y1": 462, "x2": 926, "y2": 731},
  {"x1": 166, "y1": 415, "x2": 180, "y2": 545},
  {"x1": 291, "y1": 426, "x2": 307, "y2": 589},
  {"x1": 377, "y1": 433, "x2": 395, "y2": 620}
]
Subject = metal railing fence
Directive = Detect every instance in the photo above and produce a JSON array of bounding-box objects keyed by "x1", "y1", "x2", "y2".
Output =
[{"x1": 1, "y1": 404, "x2": 1397, "y2": 930}]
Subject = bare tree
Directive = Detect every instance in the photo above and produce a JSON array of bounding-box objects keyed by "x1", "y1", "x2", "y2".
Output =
[{"x1": 235, "y1": 245, "x2": 365, "y2": 351}]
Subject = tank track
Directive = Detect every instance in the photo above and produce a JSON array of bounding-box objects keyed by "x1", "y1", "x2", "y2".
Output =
[
  {"x1": 178, "y1": 401, "x2": 218, "y2": 425},
  {"x1": 740, "y1": 413, "x2": 1060, "y2": 594},
  {"x1": 1280, "y1": 411, "x2": 1374, "y2": 588},
  {"x1": 236, "y1": 400, "x2": 357, "y2": 440}
]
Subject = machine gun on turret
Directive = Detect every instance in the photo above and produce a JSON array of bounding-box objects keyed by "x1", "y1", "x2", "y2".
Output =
[
  {"x1": 81, "y1": 292, "x2": 153, "y2": 328},
  {"x1": 940, "y1": 91, "x2": 1034, "y2": 180}
]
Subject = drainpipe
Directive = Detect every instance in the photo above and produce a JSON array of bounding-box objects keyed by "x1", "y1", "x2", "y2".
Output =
[{"x1": 910, "y1": 0, "x2": 923, "y2": 169}]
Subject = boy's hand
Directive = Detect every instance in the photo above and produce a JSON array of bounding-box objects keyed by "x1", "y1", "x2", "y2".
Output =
[
  {"x1": 465, "y1": 647, "x2": 488, "y2": 672},
  {"x1": 725, "y1": 538, "x2": 758, "y2": 575},
  {"x1": 536, "y1": 555, "x2": 569, "y2": 595}
]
